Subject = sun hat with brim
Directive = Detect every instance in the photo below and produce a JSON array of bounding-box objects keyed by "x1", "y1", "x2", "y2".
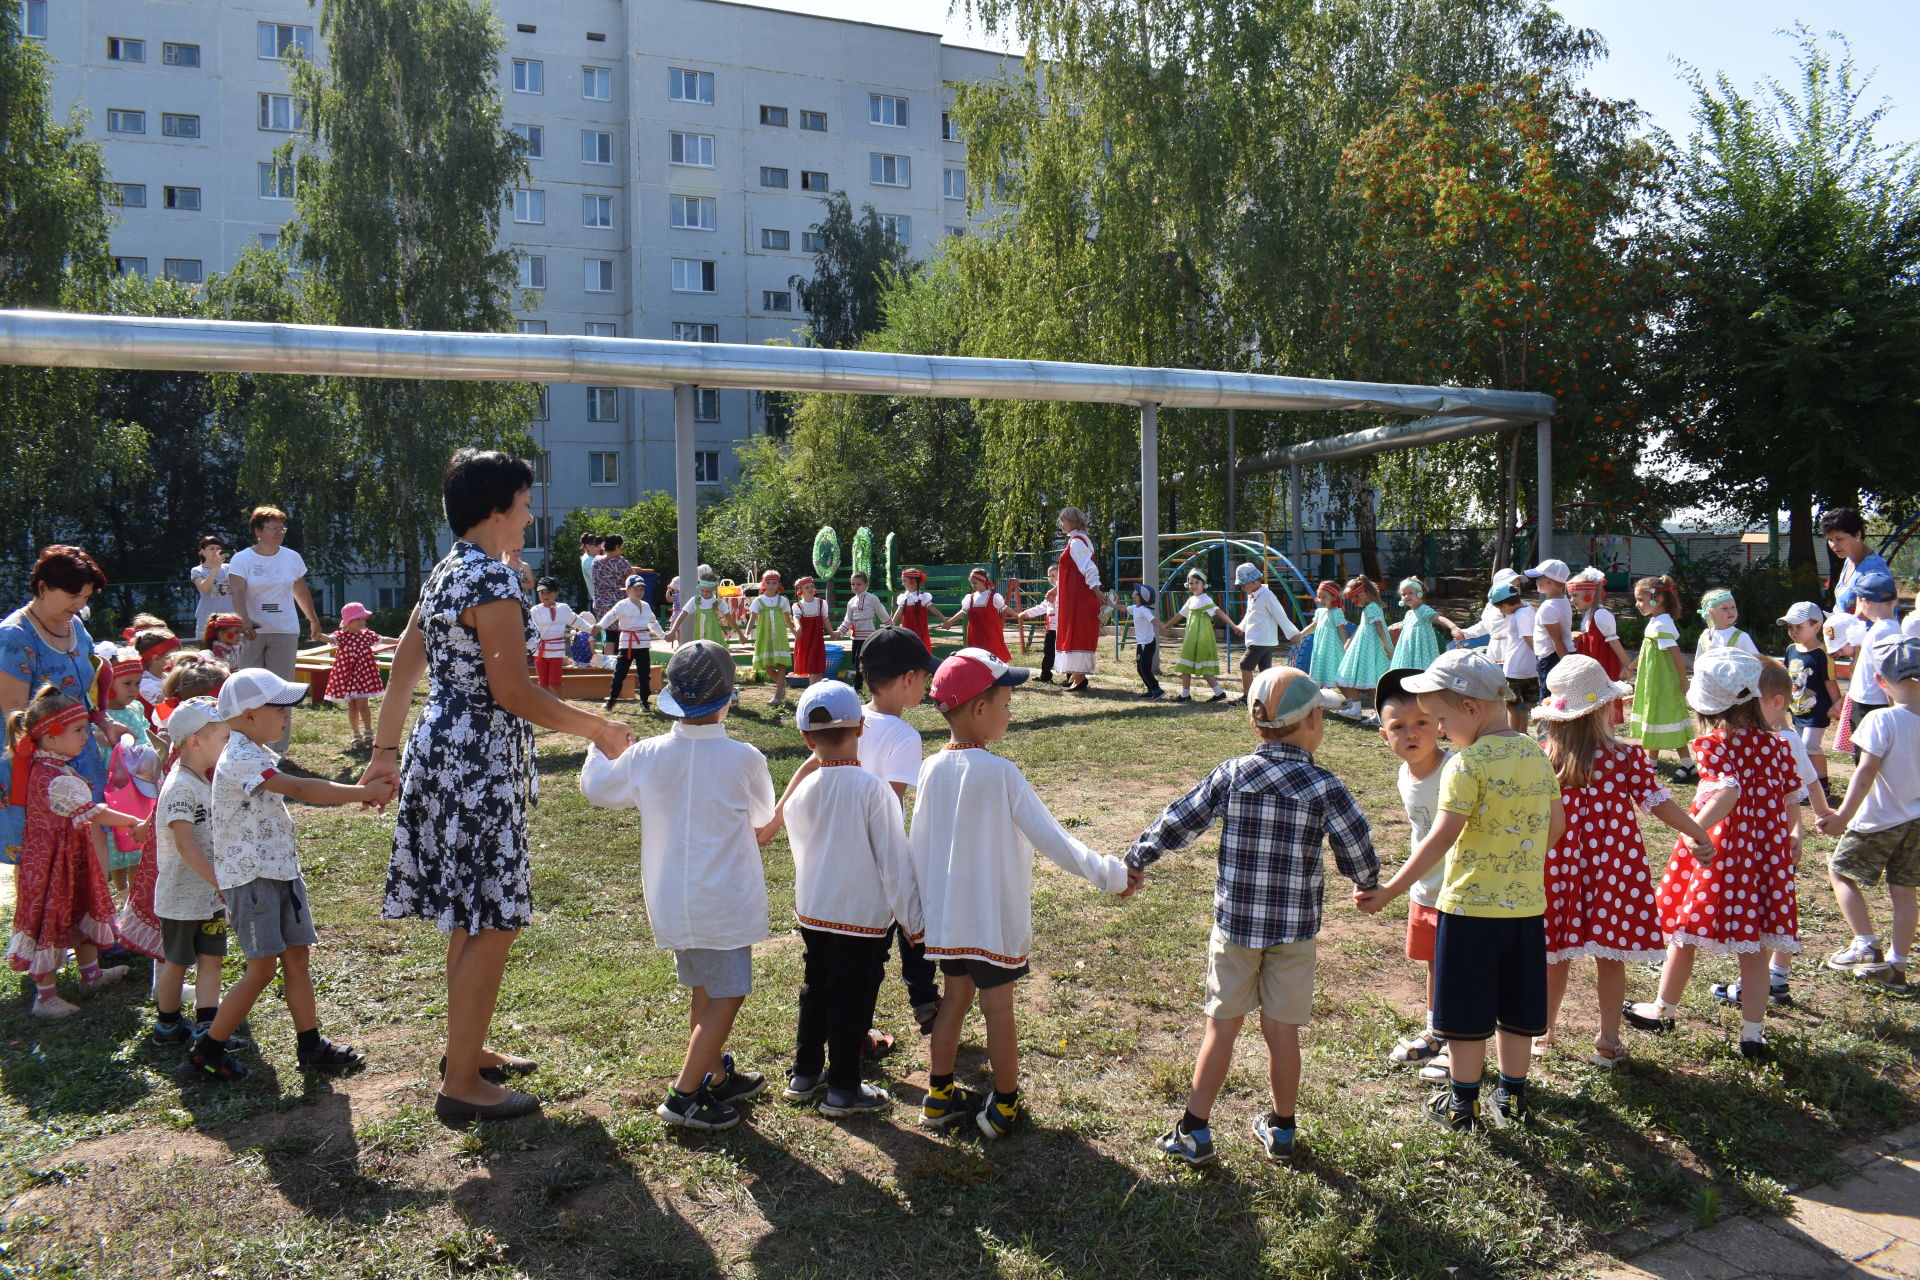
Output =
[
  {"x1": 657, "y1": 640, "x2": 736, "y2": 719},
  {"x1": 1687, "y1": 648, "x2": 1763, "y2": 716},
  {"x1": 1401, "y1": 649, "x2": 1515, "y2": 703},
  {"x1": 1531, "y1": 655, "x2": 1634, "y2": 722},
  {"x1": 1234, "y1": 563, "x2": 1263, "y2": 586},
  {"x1": 339, "y1": 602, "x2": 371, "y2": 624},
  {"x1": 1778, "y1": 601, "x2": 1824, "y2": 627},
  {"x1": 930, "y1": 647, "x2": 1028, "y2": 712},
  {"x1": 165, "y1": 696, "x2": 224, "y2": 742},
  {"x1": 1247, "y1": 668, "x2": 1342, "y2": 730},
  {"x1": 215, "y1": 668, "x2": 308, "y2": 720},
  {"x1": 796, "y1": 679, "x2": 864, "y2": 730}
]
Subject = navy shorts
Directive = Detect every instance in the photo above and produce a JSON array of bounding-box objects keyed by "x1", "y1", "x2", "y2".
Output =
[{"x1": 1432, "y1": 912, "x2": 1547, "y2": 1042}]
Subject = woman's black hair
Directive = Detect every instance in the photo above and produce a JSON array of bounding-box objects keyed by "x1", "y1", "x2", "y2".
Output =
[
  {"x1": 1818, "y1": 507, "x2": 1866, "y2": 539},
  {"x1": 443, "y1": 448, "x2": 534, "y2": 537},
  {"x1": 602, "y1": 534, "x2": 624, "y2": 553},
  {"x1": 536, "y1": 576, "x2": 559, "y2": 591},
  {"x1": 198, "y1": 533, "x2": 226, "y2": 550}
]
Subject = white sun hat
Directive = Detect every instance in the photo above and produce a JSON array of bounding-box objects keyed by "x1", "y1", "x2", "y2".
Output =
[{"x1": 1530, "y1": 655, "x2": 1633, "y2": 722}]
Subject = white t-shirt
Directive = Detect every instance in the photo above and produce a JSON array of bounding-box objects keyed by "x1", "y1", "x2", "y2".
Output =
[
  {"x1": 1464, "y1": 604, "x2": 1509, "y2": 666},
  {"x1": 1504, "y1": 605, "x2": 1538, "y2": 678},
  {"x1": 1398, "y1": 751, "x2": 1452, "y2": 908},
  {"x1": 1773, "y1": 729, "x2": 1815, "y2": 807},
  {"x1": 1850, "y1": 705, "x2": 1920, "y2": 831},
  {"x1": 1851, "y1": 619, "x2": 1903, "y2": 706},
  {"x1": 860, "y1": 707, "x2": 923, "y2": 791},
  {"x1": 1533, "y1": 596, "x2": 1574, "y2": 658},
  {"x1": 1697, "y1": 626, "x2": 1760, "y2": 663},
  {"x1": 1128, "y1": 603, "x2": 1157, "y2": 650},
  {"x1": 1906, "y1": 610, "x2": 1920, "y2": 640},
  {"x1": 1240, "y1": 585, "x2": 1299, "y2": 647},
  {"x1": 785, "y1": 762, "x2": 916, "y2": 937},
  {"x1": 154, "y1": 765, "x2": 220, "y2": 921},
  {"x1": 209, "y1": 733, "x2": 300, "y2": 889},
  {"x1": 601, "y1": 598, "x2": 663, "y2": 651},
  {"x1": 227, "y1": 546, "x2": 309, "y2": 634}
]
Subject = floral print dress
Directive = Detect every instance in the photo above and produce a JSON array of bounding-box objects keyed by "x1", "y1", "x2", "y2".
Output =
[{"x1": 382, "y1": 543, "x2": 538, "y2": 935}]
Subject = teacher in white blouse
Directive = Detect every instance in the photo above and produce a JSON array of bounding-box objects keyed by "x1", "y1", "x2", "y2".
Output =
[{"x1": 227, "y1": 505, "x2": 323, "y2": 751}]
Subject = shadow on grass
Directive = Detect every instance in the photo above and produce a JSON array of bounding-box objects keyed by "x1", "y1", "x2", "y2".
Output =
[{"x1": 0, "y1": 969, "x2": 155, "y2": 1122}]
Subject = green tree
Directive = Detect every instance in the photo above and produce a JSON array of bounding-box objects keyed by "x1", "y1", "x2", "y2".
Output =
[
  {"x1": 790, "y1": 192, "x2": 915, "y2": 349},
  {"x1": 1650, "y1": 29, "x2": 1920, "y2": 581},
  {"x1": 212, "y1": 0, "x2": 537, "y2": 588}
]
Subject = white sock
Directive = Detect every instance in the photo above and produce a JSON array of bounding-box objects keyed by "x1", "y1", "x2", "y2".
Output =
[
  {"x1": 1858, "y1": 935, "x2": 1882, "y2": 948},
  {"x1": 1889, "y1": 953, "x2": 1907, "y2": 968},
  {"x1": 1741, "y1": 1019, "x2": 1765, "y2": 1042},
  {"x1": 1769, "y1": 963, "x2": 1791, "y2": 981},
  {"x1": 1424, "y1": 1009, "x2": 1436, "y2": 1030}
]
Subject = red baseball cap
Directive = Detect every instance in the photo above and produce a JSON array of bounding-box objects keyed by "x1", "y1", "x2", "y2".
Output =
[{"x1": 930, "y1": 646, "x2": 1029, "y2": 712}]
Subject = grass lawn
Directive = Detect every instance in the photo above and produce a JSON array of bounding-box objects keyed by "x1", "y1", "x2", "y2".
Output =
[{"x1": 2, "y1": 644, "x2": 1917, "y2": 1280}]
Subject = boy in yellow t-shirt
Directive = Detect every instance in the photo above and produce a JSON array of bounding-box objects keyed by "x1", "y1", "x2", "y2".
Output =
[{"x1": 1358, "y1": 649, "x2": 1564, "y2": 1131}]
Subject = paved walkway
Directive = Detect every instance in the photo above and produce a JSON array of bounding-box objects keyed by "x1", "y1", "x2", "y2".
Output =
[{"x1": 1595, "y1": 1124, "x2": 1920, "y2": 1280}]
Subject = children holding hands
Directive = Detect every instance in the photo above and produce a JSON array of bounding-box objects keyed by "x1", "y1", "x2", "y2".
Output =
[
  {"x1": 1228, "y1": 563, "x2": 1301, "y2": 700},
  {"x1": 1127, "y1": 582, "x2": 1169, "y2": 699},
  {"x1": 1375, "y1": 668, "x2": 1453, "y2": 1081},
  {"x1": 600, "y1": 574, "x2": 667, "y2": 712},
  {"x1": 1171, "y1": 570, "x2": 1229, "y2": 702},
  {"x1": 147, "y1": 697, "x2": 234, "y2": 1046}
]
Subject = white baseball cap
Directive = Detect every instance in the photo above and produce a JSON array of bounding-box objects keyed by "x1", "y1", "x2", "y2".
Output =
[
  {"x1": 164, "y1": 696, "x2": 224, "y2": 741},
  {"x1": 796, "y1": 679, "x2": 864, "y2": 730},
  {"x1": 1687, "y1": 648, "x2": 1762, "y2": 716},
  {"x1": 1525, "y1": 559, "x2": 1570, "y2": 583},
  {"x1": 215, "y1": 668, "x2": 308, "y2": 720}
]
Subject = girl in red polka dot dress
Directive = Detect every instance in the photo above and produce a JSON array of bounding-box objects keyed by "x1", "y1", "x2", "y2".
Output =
[
  {"x1": 324, "y1": 602, "x2": 397, "y2": 748},
  {"x1": 1625, "y1": 649, "x2": 1803, "y2": 1059},
  {"x1": 1533, "y1": 657, "x2": 1711, "y2": 1067}
]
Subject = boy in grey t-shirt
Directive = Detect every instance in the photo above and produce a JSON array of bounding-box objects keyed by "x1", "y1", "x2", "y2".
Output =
[
  {"x1": 1377, "y1": 669, "x2": 1453, "y2": 1078},
  {"x1": 148, "y1": 698, "x2": 232, "y2": 1047}
]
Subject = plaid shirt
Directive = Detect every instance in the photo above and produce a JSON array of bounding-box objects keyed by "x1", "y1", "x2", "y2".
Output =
[{"x1": 1127, "y1": 741, "x2": 1379, "y2": 948}]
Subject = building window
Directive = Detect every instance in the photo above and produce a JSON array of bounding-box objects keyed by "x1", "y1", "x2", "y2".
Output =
[
  {"x1": 945, "y1": 225, "x2": 967, "y2": 238},
  {"x1": 760, "y1": 228, "x2": 790, "y2": 251},
  {"x1": 513, "y1": 188, "x2": 545, "y2": 224},
  {"x1": 259, "y1": 94, "x2": 308, "y2": 132},
  {"x1": 869, "y1": 94, "x2": 908, "y2": 128},
  {"x1": 582, "y1": 129, "x2": 613, "y2": 164},
  {"x1": 512, "y1": 58, "x2": 543, "y2": 94},
  {"x1": 531, "y1": 450, "x2": 550, "y2": 486},
  {"x1": 870, "y1": 153, "x2": 909, "y2": 186},
  {"x1": 584, "y1": 258, "x2": 614, "y2": 292},
  {"x1": 585, "y1": 321, "x2": 617, "y2": 337},
  {"x1": 163, "y1": 42, "x2": 200, "y2": 67},
  {"x1": 762, "y1": 290, "x2": 792, "y2": 312},
  {"x1": 376, "y1": 585, "x2": 401, "y2": 610},
  {"x1": 163, "y1": 258, "x2": 203, "y2": 282},
  {"x1": 516, "y1": 319, "x2": 547, "y2": 334},
  {"x1": 669, "y1": 132, "x2": 713, "y2": 167},
  {"x1": 694, "y1": 390, "x2": 720, "y2": 422},
  {"x1": 519, "y1": 255, "x2": 546, "y2": 290},
  {"x1": 587, "y1": 31, "x2": 606, "y2": 42},
  {"x1": 113, "y1": 256, "x2": 148, "y2": 277},
  {"x1": 526, "y1": 516, "x2": 550, "y2": 551},
  {"x1": 533, "y1": 386, "x2": 549, "y2": 419},
  {"x1": 671, "y1": 259, "x2": 715, "y2": 293},
  {"x1": 759, "y1": 166, "x2": 788, "y2": 188},
  {"x1": 106, "y1": 109, "x2": 145, "y2": 135},
  {"x1": 800, "y1": 110, "x2": 827, "y2": 132},
  {"x1": 586, "y1": 389, "x2": 619, "y2": 423},
  {"x1": 259, "y1": 231, "x2": 281, "y2": 249},
  {"x1": 161, "y1": 113, "x2": 201, "y2": 139},
  {"x1": 511, "y1": 123, "x2": 544, "y2": 158},
  {"x1": 20, "y1": 0, "x2": 46, "y2": 38},
  {"x1": 107, "y1": 36, "x2": 145, "y2": 62},
  {"x1": 878, "y1": 214, "x2": 910, "y2": 245},
  {"x1": 588, "y1": 450, "x2": 620, "y2": 484},
  {"x1": 669, "y1": 68, "x2": 713, "y2": 104},
  {"x1": 759, "y1": 105, "x2": 787, "y2": 127},
  {"x1": 582, "y1": 66, "x2": 611, "y2": 100},
  {"x1": 670, "y1": 195, "x2": 715, "y2": 231},
  {"x1": 943, "y1": 167, "x2": 966, "y2": 199},
  {"x1": 801, "y1": 231, "x2": 828, "y2": 253},
  {"x1": 257, "y1": 162, "x2": 295, "y2": 200},
  {"x1": 583, "y1": 194, "x2": 613, "y2": 228},
  {"x1": 258, "y1": 22, "x2": 312, "y2": 59},
  {"x1": 164, "y1": 186, "x2": 202, "y2": 211},
  {"x1": 694, "y1": 449, "x2": 721, "y2": 483},
  {"x1": 800, "y1": 170, "x2": 828, "y2": 192},
  {"x1": 109, "y1": 182, "x2": 146, "y2": 208},
  {"x1": 942, "y1": 112, "x2": 961, "y2": 142},
  {"x1": 673, "y1": 321, "x2": 718, "y2": 342}
]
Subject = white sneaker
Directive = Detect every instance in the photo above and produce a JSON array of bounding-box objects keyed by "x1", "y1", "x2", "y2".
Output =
[
  {"x1": 31, "y1": 995, "x2": 80, "y2": 1019},
  {"x1": 1829, "y1": 939, "x2": 1885, "y2": 971}
]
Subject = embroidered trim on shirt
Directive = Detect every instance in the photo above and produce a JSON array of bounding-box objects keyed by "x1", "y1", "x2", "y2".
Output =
[
  {"x1": 925, "y1": 943, "x2": 1030, "y2": 966},
  {"x1": 943, "y1": 742, "x2": 986, "y2": 751},
  {"x1": 795, "y1": 912, "x2": 890, "y2": 936},
  {"x1": 816, "y1": 758, "x2": 863, "y2": 768}
]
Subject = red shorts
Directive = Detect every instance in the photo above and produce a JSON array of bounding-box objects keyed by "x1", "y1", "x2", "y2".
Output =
[
  {"x1": 535, "y1": 655, "x2": 566, "y2": 687},
  {"x1": 1405, "y1": 902, "x2": 1440, "y2": 964}
]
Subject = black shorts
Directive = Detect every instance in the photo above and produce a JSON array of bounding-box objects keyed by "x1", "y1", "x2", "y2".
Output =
[
  {"x1": 938, "y1": 957, "x2": 1029, "y2": 989},
  {"x1": 160, "y1": 912, "x2": 228, "y2": 967},
  {"x1": 1432, "y1": 912, "x2": 1547, "y2": 1042},
  {"x1": 1241, "y1": 644, "x2": 1277, "y2": 672}
]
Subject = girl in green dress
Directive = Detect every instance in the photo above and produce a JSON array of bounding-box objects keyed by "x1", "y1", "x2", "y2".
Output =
[
  {"x1": 1626, "y1": 574, "x2": 1692, "y2": 757},
  {"x1": 1171, "y1": 571, "x2": 1228, "y2": 702},
  {"x1": 1388, "y1": 578, "x2": 1456, "y2": 671},
  {"x1": 749, "y1": 569, "x2": 795, "y2": 707}
]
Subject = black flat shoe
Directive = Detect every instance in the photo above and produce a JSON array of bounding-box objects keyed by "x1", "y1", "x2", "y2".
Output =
[
  {"x1": 1620, "y1": 999, "x2": 1674, "y2": 1033},
  {"x1": 439, "y1": 1054, "x2": 539, "y2": 1085},
  {"x1": 434, "y1": 1089, "x2": 542, "y2": 1128}
]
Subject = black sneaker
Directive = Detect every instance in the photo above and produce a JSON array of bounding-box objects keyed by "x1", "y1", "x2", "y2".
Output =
[
  {"x1": 658, "y1": 1079, "x2": 740, "y2": 1131},
  {"x1": 1426, "y1": 1089, "x2": 1479, "y2": 1133},
  {"x1": 1490, "y1": 1084, "x2": 1531, "y2": 1126},
  {"x1": 1739, "y1": 1039, "x2": 1771, "y2": 1062},
  {"x1": 181, "y1": 1035, "x2": 250, "y2": 1084},
  {"x1": 708, "y1": 1053, "x2": 765, "y2": 1106},
  {"x1": 149, "y1": 1019, "x2": 191, "y2": 1047},
  {"x1": 296, "y1": 1036, "x2": 366, "y2": 1076},
  {"x1": 921, "y1": 1082, "x2": 986, "y2": 1130}
]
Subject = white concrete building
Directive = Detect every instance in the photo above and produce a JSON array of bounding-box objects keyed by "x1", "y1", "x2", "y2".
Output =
[{"x1": 19, "y1": 0, "x2": 1010, "y2": 580}]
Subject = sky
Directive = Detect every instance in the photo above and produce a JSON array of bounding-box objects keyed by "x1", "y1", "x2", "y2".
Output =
[{"x1": 783, "y1": 0, "x2": 1920, "y2": 148}]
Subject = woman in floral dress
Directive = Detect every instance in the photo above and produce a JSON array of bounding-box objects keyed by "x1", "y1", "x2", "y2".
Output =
[{"x1": 363, "y1": 450, "x2": 630, "y2": 1127}]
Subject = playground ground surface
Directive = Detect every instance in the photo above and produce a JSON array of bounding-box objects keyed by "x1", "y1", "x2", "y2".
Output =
[{"x1": 2, "y1": 644, "x2": 1918, "y2": 1280}]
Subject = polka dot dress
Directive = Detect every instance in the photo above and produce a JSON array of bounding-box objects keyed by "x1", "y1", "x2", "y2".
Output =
[
  {"x1": 1545, "y1": 744, "x2": 1670, "y2": 963},
  {"x1": 325, "y1": 627, "x2": 385, "y2": 701},
  {"x1": 1654, "y1": 729, "x2": 1801, "y2": 955}
]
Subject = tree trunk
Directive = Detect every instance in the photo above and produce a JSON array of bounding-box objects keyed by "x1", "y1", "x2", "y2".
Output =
[
  {"x1": 1785, "y1": 488, "x2": 1818, "y2": 588},
  {"x1": 1492, "y1": 433, "x2": 1520, "y2": 571},
  {"x1": 1355, "y1": 474, "x2": 1383, "y2": 582}
]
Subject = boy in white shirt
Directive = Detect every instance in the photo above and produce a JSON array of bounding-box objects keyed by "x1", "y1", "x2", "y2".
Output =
[
  {"x1": 1376, "y1": 669, "x2": 1454, "y2": 1080},
  {"x1": 779, "y1": 681, "x2": 918, "y2": 1117},
  {"x1": 579, "y1": 641, "x2": 776, "y2": 1132},
  {"x1": 1817, "y1": 636, "x2": 1920, "y2": 988},
  {"x1": 832, "y1": 570, "x2": 893, "y2": 692},
  {"x1": 1525, "y1": 559, "x2": 1575, "y2": 695},
  {"x1": 1480, "y1": 581, "x2": 1537, "y2": 728},
  {"x1": 1840, "y1": 571, "x2": 1903, "y2": 759},
  {"x1": 529, "y1": 577, "x2": 589, "y2": 692},
  {"x1": 147, "y1": 698, "x2": 235, "y2": 1047},
  {"x1": 1018, "y1": 565, "x2": 1060, "y2": 683},
  {"x1": 910, "y1": 648, "x2": 1139, "y2": 1138},
  {"x1": 1226, "y1": 562, "x2": 1301, "y2": 700},
  {"x1": 1127, "y1": 582, "x2": 1169, "y2": 699},
  {"x1": 600, "y1": 574, "x2": 667, "y2": 712}
]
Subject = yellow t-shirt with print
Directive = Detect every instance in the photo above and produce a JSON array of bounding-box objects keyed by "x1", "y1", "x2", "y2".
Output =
[{"x1": 1434, "y1": 731, "x2": 1558, "y2": 918}]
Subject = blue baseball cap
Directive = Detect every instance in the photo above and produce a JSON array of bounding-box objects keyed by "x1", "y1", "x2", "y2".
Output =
[
  {"x1": 657, "y1": 640, "x2": 735, "y2": 718},
  {"x1": 796, "y1": 679, "x2": 864, "y2": 730},
  {"x1": 1489, "y1": 582, "x2": 1521, "y2": 605},
  {"x1": 624, "y1": 573, "x2": 647, "y2": 589},
  {"x1": 1854, "y1": 570, "x2": 1898, "y2": 603}
]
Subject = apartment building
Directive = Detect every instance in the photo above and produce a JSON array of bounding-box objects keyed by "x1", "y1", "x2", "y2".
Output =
[{"x1": 19, "y1": 0, "x2": 1010, "y2": 573}]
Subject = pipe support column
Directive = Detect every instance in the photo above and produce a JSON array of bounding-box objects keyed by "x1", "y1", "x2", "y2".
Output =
[
  {"x1": 1140, "y1": 403, "x2": 1160, "y2": 595},
  {"x1": 673, "y1": 385, "x2": 700, "y2": 615},
  {"x1": 1535, "y1": 418, "x2": 1553, "y2": 565}
]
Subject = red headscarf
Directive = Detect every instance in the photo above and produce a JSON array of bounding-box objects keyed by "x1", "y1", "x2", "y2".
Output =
[{"x1": 9, "y1": 703, "x2": 88, "y2": 807}]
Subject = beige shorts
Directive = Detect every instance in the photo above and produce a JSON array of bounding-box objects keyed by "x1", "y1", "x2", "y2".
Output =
[{"x1": 1203, "y1": 927, "x2": 1316, "y2": 1024}]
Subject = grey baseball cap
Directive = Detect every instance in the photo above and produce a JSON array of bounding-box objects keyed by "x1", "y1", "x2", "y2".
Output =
[{"x1": 657, "y1": 640, "x2": 735, "y2": 718}]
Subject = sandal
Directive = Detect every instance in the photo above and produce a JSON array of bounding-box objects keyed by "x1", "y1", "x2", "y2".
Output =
[
  {"x1": 1589, "y1": 1042, "x2": 1626, "y2": 1069},
  {"x1": 297, "y1": 1036, "x2": 366, "y2": 1076},
  {"x1": 1621, "y1": 999, "x2": 1675, "y2": 1033},
  {"x1": 862, "y1": 1029, "x2": 897, "y2": 1058}
]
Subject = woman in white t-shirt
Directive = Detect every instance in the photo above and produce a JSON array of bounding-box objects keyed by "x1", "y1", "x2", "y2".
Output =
[
  {"x1": 226, "y1": 505, "x2": 323, "y2": 751},
  {"x1": 189, "y1": 534, "x2": 232, "y2": 638}
]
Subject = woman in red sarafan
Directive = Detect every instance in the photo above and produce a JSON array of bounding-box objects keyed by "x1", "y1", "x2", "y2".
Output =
[{"x1": 1053, "y1": 507, "x2": 1103, "y2": 691}]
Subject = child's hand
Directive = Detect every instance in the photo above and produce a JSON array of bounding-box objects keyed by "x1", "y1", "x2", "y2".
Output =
[
  {"x1": 1353, "y1": 887, "x2": 1388, "y2": 914},
  {"x1": 1685, "y1": 835, "x2": 1715, "y2": 866},
  {"x1": 130, "y1": 818, "x2": 153, "y2": 844},
  {"x1": 1816, "y1": 811, "x2": 1845, "y2": 838},
  {"x1": 1119, "y1": 867, "x2": 1146, "y2": 897},
  {"x1": 755, "y1": 817, "x2": 783, "y2": 848}
]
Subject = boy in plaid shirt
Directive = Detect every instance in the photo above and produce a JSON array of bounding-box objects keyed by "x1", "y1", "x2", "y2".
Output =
[{"x1": 1129, "y1": 667, "x2": 1379, "y2": 1167}]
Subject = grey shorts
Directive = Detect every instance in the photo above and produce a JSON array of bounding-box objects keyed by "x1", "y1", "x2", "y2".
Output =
[
  {"x1": 160, "y1": 912, "x2": 228, "y2": 967},
  {"x1": 674, "y1": 946, "x2": 753, "y2": 998},
  {"x1": 226, "y1": 876, "x2": 317, "y2": 959}
]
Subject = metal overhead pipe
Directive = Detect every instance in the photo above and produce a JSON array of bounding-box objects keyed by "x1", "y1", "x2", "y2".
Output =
[
  {"x1": 1230, "y1": 412, "x2": 1528, "y2": 475},
  {"x1": 0, "y1": 310, "x2": 1555, "y2": 420}
]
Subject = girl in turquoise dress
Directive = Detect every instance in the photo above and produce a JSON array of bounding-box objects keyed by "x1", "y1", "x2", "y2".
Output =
[
  {"x1": 1335, "y1": 576, "x2": 1393, "y2": 715},
  {"x1": 1300, "y1": 581, "x2": 1348, "y2": 689},
  {"x1": 1388, "y1": 577, "x2": 1452, "y2": 671}
]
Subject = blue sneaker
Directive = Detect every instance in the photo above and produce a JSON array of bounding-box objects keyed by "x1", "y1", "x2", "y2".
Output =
[
  {"x1": 149, "y1": 1019, "x2": 192, "y2": 1047},
  {"x1": 1155, "y1": 1123, "x2": 1216, "y2": 1167},
  {"x1": 1251, "y1": 1115, "x2": 1296, "y2": 1163},
  {"x1": 975, "y1": 1094, "x2": 1021, "y2": 1140}
]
